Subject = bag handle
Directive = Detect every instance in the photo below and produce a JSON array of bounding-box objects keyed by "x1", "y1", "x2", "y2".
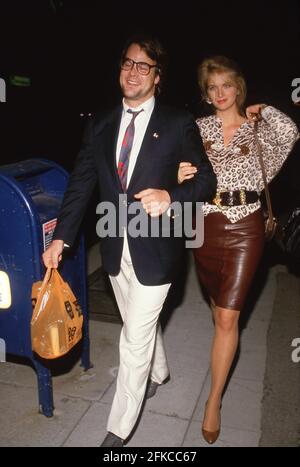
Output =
[
  {"x1": 31, "y1": 267, "x2": 53, "y2": 323},
  {"x1": 39, "y1": 267, "x2": 53, "y2": 289},
  {"x1": 253, "y1": 120, "x2": 274, "y2": 222},
  {"x1": 53, "y1": 269, "x2": 66, "y2": 287},
  {"x1": 36, "y1": 268, "x2": 66, "y2": 299},
  {"x1": 32, "y1": 268, "x2": 66, "y2": 322}
]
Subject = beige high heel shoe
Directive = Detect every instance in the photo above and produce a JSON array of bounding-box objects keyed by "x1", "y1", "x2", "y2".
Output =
[{"x1": 202, "y1": 401, "x2": 221, "y2": 445}]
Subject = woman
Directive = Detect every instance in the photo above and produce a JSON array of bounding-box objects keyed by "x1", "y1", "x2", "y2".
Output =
[{"x1": 178, "y1": 56, "x2": 299, "y2": 444}]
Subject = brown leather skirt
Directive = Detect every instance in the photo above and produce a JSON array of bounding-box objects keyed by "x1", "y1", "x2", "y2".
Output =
[{"x1": 193, "y1": 209, "x2": 265, "y2": 311}]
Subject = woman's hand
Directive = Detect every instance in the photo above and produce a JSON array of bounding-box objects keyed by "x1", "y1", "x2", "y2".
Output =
[
  {"x1": 246, "y1": 104, "x2": 267, "y2": 121},
  {"x1": 177, "y1": 162, "x2": 198, "y2": 184}
]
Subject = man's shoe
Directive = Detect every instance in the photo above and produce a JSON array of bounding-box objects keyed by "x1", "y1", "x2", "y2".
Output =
[
  {"x1": 145, "y1": 379, "x2": 160, "y2": 399},
  {"x1": 100, "y1": 432, "x2": 123, "y2": 447}
]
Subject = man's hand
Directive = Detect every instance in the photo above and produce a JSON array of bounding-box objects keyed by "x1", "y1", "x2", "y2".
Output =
[
  {"x1": 177, "y1": 162, "x2": 198, "y2": 184},
  {"x1": 42, "y1": 239, "x2": 64, "y2": 268},
  {"x1": 134, "y1": 189, "x2": 171, "y2": 217},
  {"x1": 246, "y1": 104, "x2": 267, "y2": 121}
]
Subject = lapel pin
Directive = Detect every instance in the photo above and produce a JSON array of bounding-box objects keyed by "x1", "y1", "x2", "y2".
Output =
[{"x1": 153, "y1": 132, "x2": 159, "y2": 138}]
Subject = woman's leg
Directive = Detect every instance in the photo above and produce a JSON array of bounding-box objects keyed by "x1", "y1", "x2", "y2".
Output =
[{"x1": 203, "y1": 305, "x2": 240, "y2": 432}]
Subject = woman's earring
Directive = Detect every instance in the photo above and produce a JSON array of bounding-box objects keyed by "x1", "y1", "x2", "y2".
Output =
[{"x1": 206, "y1": 99, "x2": 212, "y2": 104}]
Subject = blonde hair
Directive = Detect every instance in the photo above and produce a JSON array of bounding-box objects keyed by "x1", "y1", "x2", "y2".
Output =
[{"x1": 198, "y1": 56, "x2": 247, "y2": 115}]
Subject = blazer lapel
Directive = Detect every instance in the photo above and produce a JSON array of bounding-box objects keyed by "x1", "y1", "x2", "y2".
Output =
[
  {"x1": 103, "y1": 107, "x2": 123, "y2": 191},
  {"x1": 127, "y1": 103, "x2": 163, "y2": 193}
]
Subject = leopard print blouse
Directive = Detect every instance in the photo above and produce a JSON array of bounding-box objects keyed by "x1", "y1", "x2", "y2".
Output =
[{"x1": 196, "y1": 106, "x2": 299, "y2": 223}]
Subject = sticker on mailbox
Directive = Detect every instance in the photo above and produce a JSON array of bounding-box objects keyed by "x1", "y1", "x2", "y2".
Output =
[
  {"x1": 43, "y1": 218, "x2": 57, "y2": 251},
  {"x1": 0, "y1": 271, "x2": 11, "y2": 309}
]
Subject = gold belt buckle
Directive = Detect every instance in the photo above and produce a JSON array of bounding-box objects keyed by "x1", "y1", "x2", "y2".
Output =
[
  {"x1": 239, "y1": 189, "x2": 246, "y2": 205},
  {"x1": 213, "y1": 189, "x2": 228, "y2": 210}
]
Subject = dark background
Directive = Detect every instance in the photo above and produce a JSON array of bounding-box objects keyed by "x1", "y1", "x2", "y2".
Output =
[{"x1": 0, "y1": 0, "x2": 299, "y2": 244}]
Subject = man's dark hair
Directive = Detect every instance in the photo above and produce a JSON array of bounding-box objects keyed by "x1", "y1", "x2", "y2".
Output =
[{"x1": 120, "y1": 35, "x2": 168, "y2": 95}]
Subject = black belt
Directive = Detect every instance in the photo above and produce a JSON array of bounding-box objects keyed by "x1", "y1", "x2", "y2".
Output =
[{"x1": 211, "y1": 190, "x2": 259, "y2": 208}]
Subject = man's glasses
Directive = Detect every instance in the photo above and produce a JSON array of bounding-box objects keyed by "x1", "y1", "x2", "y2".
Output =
[{"x1": 120, "y1": 58, "x2": 158, "y2": 76}]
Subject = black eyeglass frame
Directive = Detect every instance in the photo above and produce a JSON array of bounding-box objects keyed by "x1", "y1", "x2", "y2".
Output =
[{"x1": 120, "y1": 57, "x2": 158, "y2": 76}]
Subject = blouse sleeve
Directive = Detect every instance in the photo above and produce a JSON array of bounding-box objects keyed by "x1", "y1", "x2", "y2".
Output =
[{"x1": 257, "y1": 106, "x2": 299, "y2": 184}]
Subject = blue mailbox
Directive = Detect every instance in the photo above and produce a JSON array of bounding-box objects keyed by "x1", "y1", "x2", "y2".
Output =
[{"x1": 0, "y1": 159, "x2": 91, "y2": 417}]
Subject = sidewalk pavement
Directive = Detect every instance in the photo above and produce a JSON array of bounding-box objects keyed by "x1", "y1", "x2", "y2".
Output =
[{"x1": 0, "y1": 249, "x2": 298, "y2": 447}]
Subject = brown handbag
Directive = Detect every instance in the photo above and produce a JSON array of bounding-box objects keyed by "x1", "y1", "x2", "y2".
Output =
[{"x1": 253, "y1": 121, "x2": 279, "y2": 241}]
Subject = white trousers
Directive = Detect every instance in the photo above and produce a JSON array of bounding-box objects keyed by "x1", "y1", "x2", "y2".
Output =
[{"x1": 107, "y1": 234, "x2": 170, "y2": 440}]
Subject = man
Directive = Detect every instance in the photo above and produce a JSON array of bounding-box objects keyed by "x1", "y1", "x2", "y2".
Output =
[{"x1": 43, "y1": 36, "x2": 216, "y2": 446}]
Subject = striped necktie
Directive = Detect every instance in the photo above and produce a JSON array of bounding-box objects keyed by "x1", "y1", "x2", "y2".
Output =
[{"x1": 117, "y1": 109, "x2": 143, "y2": 191}]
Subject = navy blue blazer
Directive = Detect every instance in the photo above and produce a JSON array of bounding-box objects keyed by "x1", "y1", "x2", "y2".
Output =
[{"x1": 53, "y1": 102, "x2": 217, "y2": 285}]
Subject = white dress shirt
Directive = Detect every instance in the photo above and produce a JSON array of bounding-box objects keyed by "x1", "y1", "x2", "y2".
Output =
[{"x1": 116, "y1": 96, "x2": 155, "y2": 189}]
